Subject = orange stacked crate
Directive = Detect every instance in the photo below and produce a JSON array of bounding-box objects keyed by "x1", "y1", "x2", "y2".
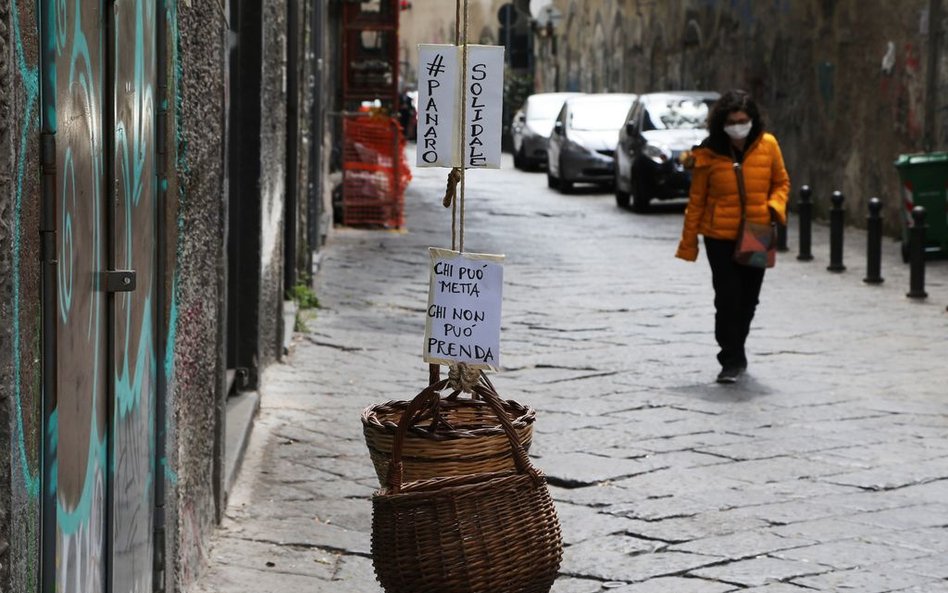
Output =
[{"x1": 342, "y1": 115, "x2": 411, "y2": 228}]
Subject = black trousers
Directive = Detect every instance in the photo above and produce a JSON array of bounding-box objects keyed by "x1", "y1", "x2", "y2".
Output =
[{"x1": 704, "y1": 236, "x2": 765, "y2": 369}]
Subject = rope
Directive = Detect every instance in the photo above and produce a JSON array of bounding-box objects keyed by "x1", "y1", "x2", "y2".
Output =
[
  {"x1": 431, "y1": 0, "x2": 472, "y2": 383},
  {"x1": 448, "y1": 363, "x2": 481, "y2": 393},
  {"x1": 459, "y1": 0, "x2": 469, "y2": 253},
  {"x1": 443, "y1": 167, "x2": 462, "y2": 208}
]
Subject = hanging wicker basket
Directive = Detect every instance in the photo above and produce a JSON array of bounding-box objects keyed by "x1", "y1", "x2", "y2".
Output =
[
  {"x1": 361, "y1": 375, "x2": 535, "y2": 484},
  {"x1": 371, "y1": 380, "x2": 562, "y2": 593}
]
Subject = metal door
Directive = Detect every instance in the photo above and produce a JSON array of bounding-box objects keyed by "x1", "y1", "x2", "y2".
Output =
[
  {"x1": 109, "y1": 1, "x2": 157, "y2": 591},
  {"x1": 41, "y1": 1, "x2": 158, "y2": 591}
]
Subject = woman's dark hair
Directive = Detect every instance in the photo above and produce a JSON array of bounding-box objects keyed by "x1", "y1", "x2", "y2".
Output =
[{"x1": 704, "y1": 89, "x2": 764, "y2": 154}]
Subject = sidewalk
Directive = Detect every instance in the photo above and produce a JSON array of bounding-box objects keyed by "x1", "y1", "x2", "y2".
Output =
[{"x1": 190, "y1": 153, "x2": 948, "y2": 593}]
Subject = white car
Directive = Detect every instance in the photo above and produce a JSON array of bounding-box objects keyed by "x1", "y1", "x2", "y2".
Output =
[
  {"x1": 546, "y1": 93, "x2": 638, "y2": 193},
  {"x1": 511, "y1": 92, "x2": 583, "y2": 170}
]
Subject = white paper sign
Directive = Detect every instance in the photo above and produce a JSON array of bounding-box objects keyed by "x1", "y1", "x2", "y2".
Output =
[
  {"x1": 424, "y1": 248, "x2": 504, "y2": 369},
  {"x1": 464, "y1": 45, "x2": 505, "y2": 169},
  {"x1": 417, "y1": 44, "x2": 460, "y2": 167}
]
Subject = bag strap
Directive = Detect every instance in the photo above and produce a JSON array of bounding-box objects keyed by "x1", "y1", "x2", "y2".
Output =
[{"x1": 732, "y1": 161, "x2": 748, "y2": 220}]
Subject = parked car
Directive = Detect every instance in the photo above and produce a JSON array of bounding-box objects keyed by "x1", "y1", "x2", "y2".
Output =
[
  {"x1": 547, "y1": 93, "x2": 638, "y2": 193},
  {"x1": 511, "y1": 92, "x2": 583, "y2": 170},
  {"x1": 614, "y1": 91, "x2": 720, "y2": 210}
]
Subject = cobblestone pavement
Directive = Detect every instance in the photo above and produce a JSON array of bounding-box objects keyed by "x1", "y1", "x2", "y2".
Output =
[{"x1": 191, "y1": 150, "x2": 948, "y2": 593}]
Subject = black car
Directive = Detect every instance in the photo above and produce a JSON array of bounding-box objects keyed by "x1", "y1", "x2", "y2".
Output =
[{"x1": 614, "y1": 91, "x2": 720, "y2": 211}]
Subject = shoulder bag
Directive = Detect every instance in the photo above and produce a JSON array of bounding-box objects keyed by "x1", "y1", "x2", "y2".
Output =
[{"x1": 732, "y1": 162, "x2": 776, "y2": 268}]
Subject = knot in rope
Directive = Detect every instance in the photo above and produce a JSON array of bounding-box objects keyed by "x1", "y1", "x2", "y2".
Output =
[
  {"x1": 443, "y1": 167, "x2": 463, "y2": 208},
  {"x1": 447, "y1": 363, "x2": 481, "y2": 393}
]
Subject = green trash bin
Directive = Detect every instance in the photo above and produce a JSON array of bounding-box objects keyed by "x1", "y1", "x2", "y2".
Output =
[{"x1": 894, "y1": 152, "x2": 948, "y2": 261}]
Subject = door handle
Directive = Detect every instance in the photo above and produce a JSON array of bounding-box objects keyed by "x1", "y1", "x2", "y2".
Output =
[{"x1": 104, "y1": 270, "x2": 137, "y2": 292}]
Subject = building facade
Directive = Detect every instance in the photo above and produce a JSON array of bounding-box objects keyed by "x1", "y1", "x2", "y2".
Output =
[{"x1": 0, "y1": 0, "x2": 334, "y2": 591}]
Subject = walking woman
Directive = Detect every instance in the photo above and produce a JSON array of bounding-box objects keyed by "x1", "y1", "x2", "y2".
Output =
[{"x1": 675, "y1": 90, "x2": 790, "y2": 383}]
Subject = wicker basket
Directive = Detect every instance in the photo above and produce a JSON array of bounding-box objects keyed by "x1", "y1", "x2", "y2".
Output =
[
  {"x1": 371, "y1": 382, "x2": 562, "y2": 593},
  {"x1": 362, "y1": 376, "x2": 535, "y2": 484}
]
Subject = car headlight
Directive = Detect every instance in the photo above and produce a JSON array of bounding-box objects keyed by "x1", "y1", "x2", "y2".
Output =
[{"x1": 643, "y1": 144, "x2": 672, "y2": 164}]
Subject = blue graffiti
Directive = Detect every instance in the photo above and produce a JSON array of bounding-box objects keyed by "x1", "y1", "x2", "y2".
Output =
[{"x1": 12, "y1": 0, "x2": 42, "y2": 501}]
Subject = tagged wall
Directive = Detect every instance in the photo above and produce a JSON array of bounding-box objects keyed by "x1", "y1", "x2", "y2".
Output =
[
  {"x1": 169, "y1": 1, "x2": 227, "y2": 590},
  {"x1": 543, "y1": 0, "x2": 947, "y2": 231},
  {"x1": 1, "y1": 0, "x2": 43, "y2": 591}
]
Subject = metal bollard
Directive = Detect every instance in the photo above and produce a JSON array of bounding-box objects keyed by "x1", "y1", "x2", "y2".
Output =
[
  {"x1": 863, "y1": 197, "x2": 884, "y2": 284},
  {"x1": 827, "y1": 190, "x2": 846, "y2": 272},
  {"x1": 797, "y1": 185, "x2": 813, "y2": 261},
  {"x1": 907, "y1": 206, "x2": 928, "y2": 299}
]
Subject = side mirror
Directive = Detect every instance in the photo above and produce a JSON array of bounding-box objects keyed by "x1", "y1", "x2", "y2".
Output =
[{"x1": 554, "y1": 121, "x2": 564, "y2": 135}]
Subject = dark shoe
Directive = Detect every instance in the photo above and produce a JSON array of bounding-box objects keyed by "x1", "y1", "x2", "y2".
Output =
[{"x1": 716, "y1": 366, "x2": 743, "y2": 384}]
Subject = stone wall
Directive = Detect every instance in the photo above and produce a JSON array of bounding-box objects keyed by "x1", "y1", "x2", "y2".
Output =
[
  {"x1": 169, "y1": 1, "x2": 228, "y2": 590},
  {"x1": 0, "y1": 0, "x2": 42, "y2": 591},
  {"x1": 258, "y1": 0, "x2": 289, "y2": 367}
]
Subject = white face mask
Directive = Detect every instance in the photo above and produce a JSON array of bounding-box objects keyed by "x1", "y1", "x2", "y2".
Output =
[{"x1": 724, "y1": 122, "x2": 753, "y2": 140}]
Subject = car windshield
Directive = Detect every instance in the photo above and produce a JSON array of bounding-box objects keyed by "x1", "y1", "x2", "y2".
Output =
[
  {"x1": 643, "y1": 98, "x2": 713, "y2": 131},
  {"x1": 569, "y1": 100, "x2": 633, "y2": 131},
  {"x1": 527, "y1": 96, "x2": 569, "y2": 121}
]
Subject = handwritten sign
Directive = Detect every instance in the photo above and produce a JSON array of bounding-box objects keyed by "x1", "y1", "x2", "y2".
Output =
[
  {"x1": 417, "y1": 44, "x2": 460, "y2": 167},
  {"x1": 424, "y1": 248, "x2": 504, "y2": 369},
  {"x1": 464, "y1": 45, "x2": 504, "y2": 169}
]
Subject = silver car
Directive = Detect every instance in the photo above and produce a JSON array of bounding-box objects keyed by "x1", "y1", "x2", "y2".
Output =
[
  {"x1": 546, "y1": 93, "x2": 638, "y2": 193},
  {"x1": 511, "y1": 92, "x2": 583, "y2": 170}
]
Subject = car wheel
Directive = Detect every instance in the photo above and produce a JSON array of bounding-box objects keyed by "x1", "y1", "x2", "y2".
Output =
[
  {"x1": 631, "y1": 174, "x2": 652, "y2": 212},
  {"x1": 558, "y1": 158, "x2": 573, "y2": 193}
]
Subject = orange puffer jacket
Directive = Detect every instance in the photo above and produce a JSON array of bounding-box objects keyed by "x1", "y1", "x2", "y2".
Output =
[{"x1": 675, "y1": 132, "x2": 790, "y2": 261}]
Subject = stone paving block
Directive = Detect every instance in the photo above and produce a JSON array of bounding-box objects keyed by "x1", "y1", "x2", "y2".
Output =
[
  {"x1": 540, "y1": 451, "x2": 667, "y2": 486},
  {"x1": 737, "y1": 585, "x2": 824, "y2": 592},
  {"x1": 550, "y1": 576, "x2": 606, "y2": 593},
  {"x1": 885, "y1": 555, "x2": 948, "y2": 580},
  {"x1": 204, "y1": 536, "x2": 340, "y2": 580},
  {"x1": 630, "y1": 431, "x2": 757, "y2": 454},
  {"x1": 190, "y1": 564, "x2": 341, "y2": 593},
  {"x1": 819, "y1": 457, "x2": 948, "y2": 491},
  {"x1": 226, "y1": 515, "x2": 371, "y2": 557},
  {"x1": 769, "y1": 517, "x2": 893, "y2": 542},
  {"x1": 690, "y1": 556, "x2": 833, "y2": 588},
  {"x1": 564, "y1": 546, "x2": 719, "y2": 583},
  {"x1": 790, "y1": 567, "x2": 942, "y2": 592},
  {"x1": 864, "y1": 527, "x2": 948, "y2": 554},
  {"x1": 534, "y1": 426, "x2": 652, "y2": 456},
  {"x1": 326, "y1": 554, "x2": 383, "y2": 593},
  {"x1": 606, "y1": 576, "x2": 737, "y2": 592},
  {"x1": 670, "y1": 530, "x2": 816, "y2": 559},
  {"x1": 707, "y1": 456, "x2": 850, "y2": 484},
  {"x1": 556, "y1": 502, "x2": 648, "y2": 545},
  {"x1": 844, "y1": 503, "x2": 948, "y2": 530},
  {"x1": 614, "y1": 511, "x2": 773, "y2": 543},
  {"x1": 612, "y1": 466, "x2": 750, "y2": 498},
  {"x1": 700, "y1": 435, "x2": 852, "y2": 461},
  {"x1": 773, "y1": 539, "x2": 930, "y2": 571}
]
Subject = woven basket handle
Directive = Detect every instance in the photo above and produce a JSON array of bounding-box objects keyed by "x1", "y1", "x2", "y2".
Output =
[{"x1": 387, "y1": 378, "x2": 537, "y2": 493}]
